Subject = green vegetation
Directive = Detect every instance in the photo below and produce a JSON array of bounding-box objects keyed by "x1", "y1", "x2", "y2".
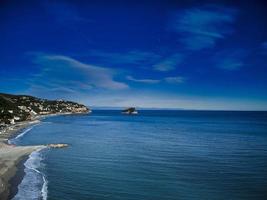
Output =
[{"x1": 0, "y1": 93, "x2": 89, "y2": 128}]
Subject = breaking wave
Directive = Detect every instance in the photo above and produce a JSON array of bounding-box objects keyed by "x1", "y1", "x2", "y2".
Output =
[{"x1": 12, "y1": 149, "x2": 48, "y2": 200}]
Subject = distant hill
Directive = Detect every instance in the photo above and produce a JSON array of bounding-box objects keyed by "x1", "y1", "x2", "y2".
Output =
[{"x1": 0, "y1": 93, "x2": 90, "y2": 127}]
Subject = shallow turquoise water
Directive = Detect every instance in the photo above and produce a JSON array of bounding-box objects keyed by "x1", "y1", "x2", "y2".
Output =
[{"x1": 12, "y1": 110, "x2": 267, "y2": 200}]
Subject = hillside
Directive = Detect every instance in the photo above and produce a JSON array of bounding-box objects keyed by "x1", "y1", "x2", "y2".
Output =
[{"x1": 0, "y1": 93, "x2": 90, "y2": 129}]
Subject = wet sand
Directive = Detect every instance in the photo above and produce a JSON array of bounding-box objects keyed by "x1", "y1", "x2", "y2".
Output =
[
  {"x1": 0, "y1": 112, "x2": 87, "y2": 199},
  {"x1": 0, "y1": 121, "x2": 45, "y2": 200},
  {"x1": 7, "y1": 156, "x2": 28, "y2": 200},
  {"x1": 0, "y1": 142, "x2": 45, "y2": 199}
]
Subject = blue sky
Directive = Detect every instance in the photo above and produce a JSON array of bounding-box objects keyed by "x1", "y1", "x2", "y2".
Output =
[{"x1": 1, "y1": 0, "x2": 267, "y2": 110}]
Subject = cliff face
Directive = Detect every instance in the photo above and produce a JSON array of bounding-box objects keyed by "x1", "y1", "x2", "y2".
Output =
[{"x1": 0, "y1": 93, "x2": 90, "y2": 128}]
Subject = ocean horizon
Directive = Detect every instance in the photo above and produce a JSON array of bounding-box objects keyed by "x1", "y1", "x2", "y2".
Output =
[{"x1": 9, "y1": 110, "x2": 267, "y2": 200}]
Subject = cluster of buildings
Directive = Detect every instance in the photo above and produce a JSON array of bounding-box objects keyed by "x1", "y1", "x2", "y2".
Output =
[{"x1": 0, "y1": 94, "x2": 89, "y2": 131}]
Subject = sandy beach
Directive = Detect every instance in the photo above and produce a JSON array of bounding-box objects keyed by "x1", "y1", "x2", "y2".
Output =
[
  {"x1": 0, "y1": 113, "x2": 82, "y2": 200},
  {"x1": 0, "y1": 143, "x2": 44, "y2": 199},
  {"x1": 0, "y1": 121, "x2": 45, "y2": 200}
]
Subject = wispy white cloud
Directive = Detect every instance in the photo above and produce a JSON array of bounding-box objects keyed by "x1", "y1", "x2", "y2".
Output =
[
  {"x1": 216, "y1": 59, "x2": 243, "y2": 70},
  {"x1": 171, "y1": 4, "x2": 237, "y2": 50},
  {"x1": 153, "y1": 54, "x2": 183, "y2": 71},
  {"x1": 164, "y1": 76, "x2": 185, "y2": 83},
  {"x1": 29, "y1": 53, "x2": 128, "y2": 91},
  {"x1": 126, "y1": 76, "x2": 160, "y2": 84},
  {"x1": 127, "y1": 75, "x2": 185, "y2": 84},
  {"x1": 214, "y1": 49, "x2": 247, "y2": 71},
  {"x1": 88, "y1": 50, "x2": 185, "y2": 73}
]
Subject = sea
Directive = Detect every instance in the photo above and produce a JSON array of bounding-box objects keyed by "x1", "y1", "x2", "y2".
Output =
[{"x1": 9, "y1": 110, "x2": 267, "y2": 200}]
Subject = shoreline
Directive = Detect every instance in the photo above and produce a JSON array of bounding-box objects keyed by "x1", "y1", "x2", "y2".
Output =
[
  {"x1": 0, "y1": 142, "x2": 45, "y2": 200},
  {"x1": 7, "y1": 156, "x2": 28, "y2": 200},
  {"x1": 0, "y1": 112, "x2": 88, "y2": 200},
  {"x1": 0, "y1": 120, "x2": 41, "y2": 144}
]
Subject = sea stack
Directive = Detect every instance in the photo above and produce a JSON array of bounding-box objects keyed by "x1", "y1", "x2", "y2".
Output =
[{"x1": 121, "y1": 107, "x2": 138, "y2": 115}]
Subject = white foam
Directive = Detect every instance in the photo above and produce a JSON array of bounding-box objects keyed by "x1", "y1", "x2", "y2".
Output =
[
  {"x1": 42, "y1": 174, "x2": 48, "y2": 200},
  {"x1": 8, "y1": 123, "x2": 39, "y2": 145},
  {"x1": 12, "y1": 149, "x2": 48, "y2": 200},
  {"x1": 15, "y1": 127, "x2": 33, "y2": 140}
]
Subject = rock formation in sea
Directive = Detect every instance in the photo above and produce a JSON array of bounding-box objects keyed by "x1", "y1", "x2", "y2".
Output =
[{"x1": 121, "y1": 107, "x2": 138, "y2": 115}]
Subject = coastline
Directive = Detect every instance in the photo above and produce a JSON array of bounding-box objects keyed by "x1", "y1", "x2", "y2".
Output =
[
  {"x1": 7, "y1": 156, "x2": 28, "y2": 200},
  {"x1": 0, "y1": 142, "x2": 45, "y2": 200},
  {"x1": 0, "y1": 120, "x2": 40, "y2": 144},
  {"x1": 0, "y1": 112, "x2": 88, "y2": 200}
]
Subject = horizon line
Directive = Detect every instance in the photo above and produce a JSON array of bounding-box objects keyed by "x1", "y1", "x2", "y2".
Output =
[{"x1": 89, "y1": 106, "x2": 267, "y2": 112}]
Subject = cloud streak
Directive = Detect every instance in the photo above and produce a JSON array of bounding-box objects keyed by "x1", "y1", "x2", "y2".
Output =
[
  {"x1": 127, "y1": 75, "x2": 185, "y2": 84},
  {"x1": 126, "y1": 76, "x2": 161, "y2": 84},
  {"x1": 153, "y1": 54, "x2": 183, "y2": 71},
  {"x1": 164, "y1": 76, "x2": 185, "y2": 84},
  {"x1": 171, "y1": 4, "x2": 237, "y2": 50},
  {"x1": 214, "y1": 49, "x2": 247, "y2": 71},
  {"x1": 30, "y1": 54, "x2": 128, "y2": 91}
]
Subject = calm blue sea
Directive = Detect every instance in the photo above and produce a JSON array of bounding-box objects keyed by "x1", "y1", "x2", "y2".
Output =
[{"x1": 10, "y1": 110, "x2": 267, "y2": 200}]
